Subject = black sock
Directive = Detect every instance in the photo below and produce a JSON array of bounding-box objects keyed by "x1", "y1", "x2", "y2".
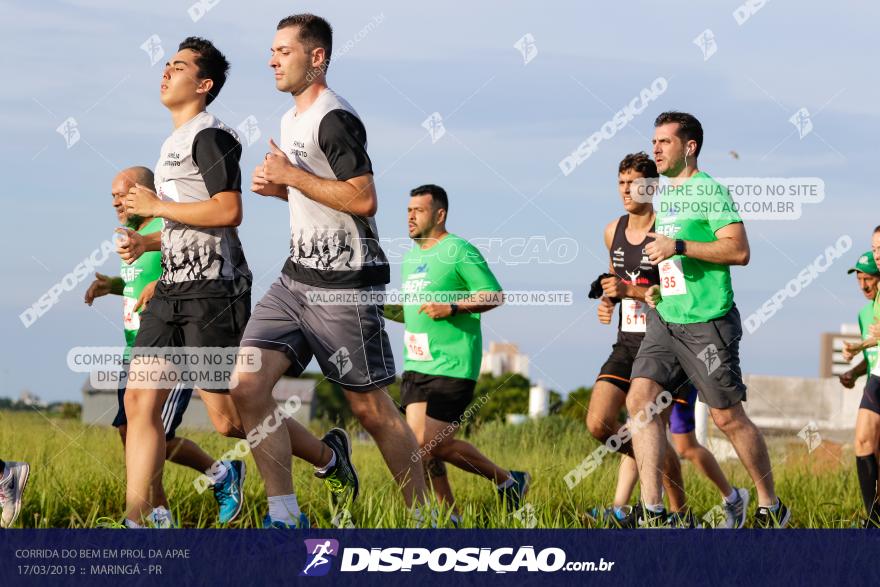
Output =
[
  {"x1": 0, "y1": 459, "x2": 5, "y2": 476},
  {"x1": 856, "y1": 454, "x2": 880, "y2": 522}
]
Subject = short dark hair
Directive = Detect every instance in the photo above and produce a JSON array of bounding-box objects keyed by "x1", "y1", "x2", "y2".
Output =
[
  {"x1": 410, "y1": 184, "x2": 448, "y2": 212},
  {"x1": 874, "y1": 225, "x2": 880, "y2": 234},
  {"x1": 654, "y1": 111, "x2": 704, "y2": 157},
  {"x1": 178, "y1": 37, "x2": 230, "y2": 106},
  {"x1": 277, "y1": 14, "x2": 333, "y2": 67},
  {"x1": 618, "y1": 152, "x2": 658, "y2": 178}
]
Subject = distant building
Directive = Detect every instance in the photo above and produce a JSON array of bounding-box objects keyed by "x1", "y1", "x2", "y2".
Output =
[
  {"x1": 528, "y1": 382, "x2": 549, "y2": 419},
  {"x1": 480, "y1": 342, "x2": 529, "y2": 378},
  {"x1": 81, "y1": 376, "x2": 316, "y2": 430},
  {"x1": 819, "y1": 323, "x2": 861, "y2": 377},
  {"x1": 19, "y1": 391, "x2": 47, "y2": 408}
]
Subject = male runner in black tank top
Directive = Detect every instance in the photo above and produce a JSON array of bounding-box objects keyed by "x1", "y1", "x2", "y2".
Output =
[{"x1": 585, "y1": 153, "x2": 689, "y2": 525}]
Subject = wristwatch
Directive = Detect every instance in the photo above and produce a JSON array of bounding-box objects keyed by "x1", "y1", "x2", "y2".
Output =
[
  {"x1": 450, "y1": 303, "x2": 459, "y2": 316},
  {"x1": 675, "y1": 239, "x2": 686, "y2": 256}
]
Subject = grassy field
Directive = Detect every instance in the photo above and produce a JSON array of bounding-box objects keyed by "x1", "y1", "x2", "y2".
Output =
[{"x1": 0, "y1": 410, "x2": 866, "y2": 528}]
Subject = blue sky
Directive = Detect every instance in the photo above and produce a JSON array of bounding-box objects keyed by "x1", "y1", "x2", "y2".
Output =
[{"x1": 1, "y1": 0, "x2": 876, "y2": 402}]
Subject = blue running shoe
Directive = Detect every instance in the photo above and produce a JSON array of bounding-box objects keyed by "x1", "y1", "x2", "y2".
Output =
[
  {"x1": 213, "y1": 460, "x2": 245, "y2": 524},
  {"x1": 498, "y1": 471, "x2": 531, "y2": 512},
  {"x1": 262, "y1": 513, "x2": 310, "y2": 529}
]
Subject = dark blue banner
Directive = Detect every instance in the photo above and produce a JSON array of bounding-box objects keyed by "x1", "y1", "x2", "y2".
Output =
[{"x1": 2, "y1": 530, "x2": 878, "y2": 586}]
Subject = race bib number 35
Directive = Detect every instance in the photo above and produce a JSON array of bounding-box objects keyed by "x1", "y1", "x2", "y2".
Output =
[
  {"x1": 621, "y1": 298, "x2": 647, "y2": 333},
  {"x1": 659, "y1": 257, "x2": 687, "y2": 296},
  {"x1": 405, "y1": 331, "x2": 433, "y2": 361}
]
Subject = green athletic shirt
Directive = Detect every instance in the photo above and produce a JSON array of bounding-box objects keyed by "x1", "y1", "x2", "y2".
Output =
[
  {"x1": 858, "y1": 301, "x2": 879, "y2": 374},
  {"x1": 654, "y1": 171, "x2": 742, "y2": 324},
  {"x1": 121, "y1": 217, "x2": 164, "y2": 350},
  {"x1": 400, "y1": 233, "x2": 502, "y2": 380}
]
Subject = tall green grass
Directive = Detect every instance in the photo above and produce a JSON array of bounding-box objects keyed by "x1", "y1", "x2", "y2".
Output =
[{"x1": 0, "y1": 411, "x2": 864, "y2": 528}]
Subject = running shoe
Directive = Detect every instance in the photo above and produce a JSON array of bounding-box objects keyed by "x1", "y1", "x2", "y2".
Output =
[
  {"x1": 754, "y1": 499, "x2": 791, "y2": 528},
  {"x1": 314, "y1": 428, "x2": 359, "y2": 504},
  {"x1": 498, "y1": 471, "x2": 531, "y2": 512},
  {"x1": 721, "y1": 487, "x2": 750, "y2": 529},
  {"x1": 0, "y1": 462, "x2": 30, "y2": 528},
  {"x1": 213, "y1": 460, "x2": 246, "y2": 524},
  {"x1": 262, "y1": 513, "x2": 311, "y2": 529}
]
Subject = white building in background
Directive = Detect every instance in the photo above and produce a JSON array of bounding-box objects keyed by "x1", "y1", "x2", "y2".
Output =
[
  {"x1": 82, "y1": 376, "x2": 316, "y2": 430},
  {"x1": 480, "y1": 342, "x2": 529, "y2": 378},
  {"x1": 528, "y1": 382, "x2": 549, "y2": 419},
  {"x1": 19, "y1": 391, "x2": 47, "y2": 408}
]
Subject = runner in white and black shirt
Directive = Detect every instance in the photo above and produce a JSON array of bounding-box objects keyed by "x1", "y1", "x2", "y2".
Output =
[
  {"x1": 119, "y1": 37, "x2": 252, "y2": 528},
  {"x1": 230, "y1": 14, "x2": 427, "y2": 528}
]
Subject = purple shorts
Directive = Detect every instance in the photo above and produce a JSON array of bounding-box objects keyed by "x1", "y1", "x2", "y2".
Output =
[{"x1": 669, "y1": 385, "x2": 698, "y2": 435}]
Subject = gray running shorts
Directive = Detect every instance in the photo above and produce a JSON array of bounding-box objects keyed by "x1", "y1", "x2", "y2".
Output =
[
  {"x1": 240, "y1": 274, "x2": 396, "y2": 392},
  {"x1": 631, "y1": 305, "x2": 747, "y2": 409}
]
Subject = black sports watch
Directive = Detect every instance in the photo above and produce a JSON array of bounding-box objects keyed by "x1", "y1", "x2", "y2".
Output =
[
  {"x1": 675, "y1": 239, "x2": 687, "y2": 256},
  {"x1": 450, "y1": 303, "x2": 459, "y2": 316}
]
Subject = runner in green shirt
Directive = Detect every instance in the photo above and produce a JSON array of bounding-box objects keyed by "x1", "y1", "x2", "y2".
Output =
[
  {"x1": 84, "y1": 166, "x2": 244, "y2": 525},
  {"x1": 846, "y1": 241, "x2": 880, "y2": 527},
  {"x1": 385, "y1": 184, "x2": 529, "y2": 523},
  {"x1": 627, "y1": 111, "x2": 789, "y2": 527}
]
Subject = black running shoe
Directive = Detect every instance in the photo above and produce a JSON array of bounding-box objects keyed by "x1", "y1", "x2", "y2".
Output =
[
  {"x1": 754, "y1": 499, "x2": 791, "y2": 528},
  {"x1": 314, "y1": 428, "x2": 359, "y2": 504},
  {"x1": 620, "y1": 504, "x2": 669, "y2": 528},
  {"x1": 668, "y1": 510, "x2": 701, "y2": 528}
]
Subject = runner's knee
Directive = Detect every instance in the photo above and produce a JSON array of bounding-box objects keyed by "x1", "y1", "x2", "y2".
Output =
[
  {"x1": 586, "y1": 413, "x2": 615, "y2": 442},
  {"x1": 855, "y1": 433, "x2": 878, "y2": 455}
]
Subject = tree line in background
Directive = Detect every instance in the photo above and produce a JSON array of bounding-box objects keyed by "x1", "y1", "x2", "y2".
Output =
[{"x1": 304, "y1": 372, "x2": 620, "y2": 430}]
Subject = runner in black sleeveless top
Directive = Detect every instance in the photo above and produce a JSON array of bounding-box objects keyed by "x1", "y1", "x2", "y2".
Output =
[{"x1": 584, "y1": 152, "x2": 688, "y2": 525}]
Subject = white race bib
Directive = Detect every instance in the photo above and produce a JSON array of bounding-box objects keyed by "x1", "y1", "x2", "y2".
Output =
[
  {"x1": 621, "y1": 298, "x2": 647, "y2": 333},
  {"x1": 158, "y1": 180, "x2": 181, "y2": 202},
  {"x1": 123, "y1": 297, "x2": 140, "y2": 331},
  {"x1": 405, "y1": 331, "x2": 433, "y2": 361},
  {"x1": 659, "y1": 258, "x2": 687, "y2": 296}
]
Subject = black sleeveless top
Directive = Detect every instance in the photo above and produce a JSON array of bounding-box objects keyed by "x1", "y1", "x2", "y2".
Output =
[{"x1": 610, "y1": 214, "x2": 659, "y2": 333}]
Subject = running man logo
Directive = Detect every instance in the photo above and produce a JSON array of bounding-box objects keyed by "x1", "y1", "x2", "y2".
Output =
[
  {"x1": 56, "y1": 117, "x2": 80, "y2": 149},
  {"x1": 422, "y1": 112, "x2": 446, "y2": 143},
  {"x1": 330, "y1": 347, "x2": 353, "y2": 377},
  {"x1": 697, "y1": 344, "x2": 722, "y2": 375},
  {"x1": 300, "y1": 539, "x2": 340, "y2": 577},
  {"x1": 798, "y1": 421, "x2": 822, "y2": 453},
  {"x1": 693, "y1": 29, "x2": 717, "y2": 61},
  {"x1": 513, "y1": 503, "x2": 538, "y2": 528},
  {"x1": 513, "y1": 33, "x2": 538, "y2": 65},
  {"x1": 140, "y1": 34, "x2": 164, "y2": 66},
  {"x1": 789, "y1": 108, "x2": 813, "y2": 139},
  {"x1": 236, "y1": 115, "x2": 261, "y2": 148}
]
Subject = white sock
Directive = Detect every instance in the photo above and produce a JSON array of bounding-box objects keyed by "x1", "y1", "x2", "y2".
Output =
[
  {"x1": 645, "y1": 503, "x2": 665, "y2": 514},
  {"x1": 124, "y1": 519, "x2": 142, "y2": 529},
  {"x1": 207, "y1": 461, "x2": 229, "y2": 485},
  {"x1": 315, "y1": 451, "x2": 336, "y2": 475},
  {"x1": 723, "y1": 489, "x2": 739, "y2": 504},
  {"x1": 497, "y1": 475, "x2": 515, "y2": 490},
  {"x1": 767, "y1": 498, "x2": 781, "y2": 512},
  {"x1": 268, "y1": 494, "x2": 301, "y2": 524}
]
